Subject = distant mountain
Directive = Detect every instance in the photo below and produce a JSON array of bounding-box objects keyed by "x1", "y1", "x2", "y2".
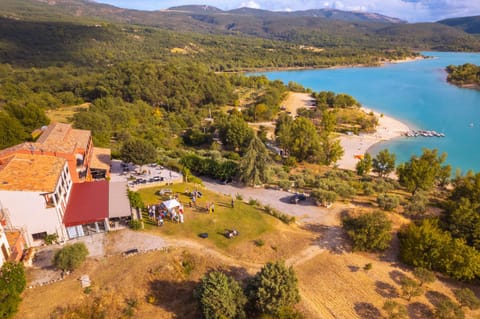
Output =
[
  {"x1": 1, "y1": 0, "x2": 479, "y2": 52},
  {"x1": 170, "y1": 6, "x2": 405, "y2": 24},
  {"x1": 296, "y1": 9, "x2": 405, "y2": 23},
  {"x1": 167, "y1": 5, "x2": 223, "y2": 14},
  {"x1": 438, "y1": 15, "x2": 480, "y2": 34}
]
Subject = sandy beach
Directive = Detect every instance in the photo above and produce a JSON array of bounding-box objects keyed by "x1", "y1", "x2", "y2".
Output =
[
  {"x1": 336, "y1": 108, "x2": 410, "y2": 170},
  {"x1": 282, "y1": 92, "x2": 411, "y2": 170}
]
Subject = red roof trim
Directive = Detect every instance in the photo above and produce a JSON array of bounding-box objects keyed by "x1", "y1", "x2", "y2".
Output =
[{"x1": 63, "y1": 181, "x2": 109, "y2": 227}]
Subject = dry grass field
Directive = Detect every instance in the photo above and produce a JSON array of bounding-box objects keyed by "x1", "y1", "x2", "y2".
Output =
[
  {"x1": 45, "y1": 103, "x2": 90, "y2": 123},
  {"x1": 17, "y1": 222, "x2": 480, "y2": 319},
  {"x1": 15, "y1": 183, "x2": 480, "y2": 319}
]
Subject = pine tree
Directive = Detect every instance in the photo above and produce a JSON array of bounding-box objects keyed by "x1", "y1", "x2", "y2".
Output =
[{"x1": 239, "y1": 134, "x2": 270, "y2": 187}]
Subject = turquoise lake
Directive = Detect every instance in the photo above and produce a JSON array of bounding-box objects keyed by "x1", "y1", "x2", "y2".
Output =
[{"x1": 261, "y1": 52, "x2": 480, "y2": 173}]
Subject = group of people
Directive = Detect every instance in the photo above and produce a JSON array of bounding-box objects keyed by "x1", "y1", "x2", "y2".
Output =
[{"x1": 147, "y1": 203, "x2": 185, "y2": 226}]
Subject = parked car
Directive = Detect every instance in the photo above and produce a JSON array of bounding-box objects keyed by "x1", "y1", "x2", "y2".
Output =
[{"x1": 289, "y1": 193, "x2": 307, "y2": 204}]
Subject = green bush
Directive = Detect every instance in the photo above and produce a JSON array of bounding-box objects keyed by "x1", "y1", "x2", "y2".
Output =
[
  {"x1": 310, "y1": 189, "x2": 337, "y2": 206},
  {"x1": 249, "y1": 198, "x2": 259, "y2": 206},
  {"x1": 343, "y1": 211, "x2": 392, "y2": 252},
  {"x1": 53, "y1": 243, "x2": 89, "y2": 272},
  {"x1": 129, "y1": 219, "x2": 142, "y2": 230},
  {"x1": 377, "y1": 193, "x2": 400, "y2": 211},
  {"x1": 373, "y1": 180, "x2": 394, "y2": 193},
  {"x1": 278, "y1": 180, "x2": 291, "y2": 191},
  {"x1": 254, "y1": 239, "x2": 265, "y2": 247},
  {"x1": 44, "y1": 233, "x2": 59, "y2": 245},
  {"x1": 362, "y1": 183, "x2": 374, "y2": 196}
]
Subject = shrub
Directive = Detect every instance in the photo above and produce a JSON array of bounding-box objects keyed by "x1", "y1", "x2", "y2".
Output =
[
  {"x1": 249, "y1": 198, "x2": 259, "y2": 206},
  {"x1": 404, "y1": 191, "x2": 428, "y2": 216},
  {"x1": 254, "y1": 239, "x2": 265, "y2": 247},
  {"x1": 263, "y1": 207, "x2": 296, "y2": 225},
  {"x1": 181, "y1": 251, "x2": 196, "y2": 276},
  {"x1": 310, "y1": 189, "x2": 337, "y2": 206},
  {"x1": 412, "y1": 267, "x2": 436, "y2": 286},
  {"x1": 377, "y1": 193, "x2": 400, "y2": 211},
  {"x1": 44, "y1": 233, "x2": 59, "y2": 245},
  {"x1": 342, "y1": 211, "x2": 392, "y2": 252},
  {"x1": 434, "y1": 300, "x2": 465, "y2": 319},
  {"x1": 373, "y1": 180, "x2": 394, "y2": 193},
  {"x1": 278, "y1": 180, "x2": 291, "y2": 191},
  {"x1": 235, "y1": 193, "x2": 243, "y2": 200},
  {"x1": 400, "y1": 277, "x2": 423, "y2": 301},
  {"x1": 454, "y1": 288, "x2": 480, "y2": 310},
  {"x1": 129, "y1": 219, "x2": 142, "y2": 230},
  {"x1": 53, "y1": 243, "x2": 89, "y2": 271},
  {"x1": 362, "y1": 183, "x2": 374, "y2": 196}
]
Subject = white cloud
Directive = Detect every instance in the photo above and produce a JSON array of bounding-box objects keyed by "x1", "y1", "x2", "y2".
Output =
[{"x1": 240, "y1": 1, "x2": 261, "y2": 9}]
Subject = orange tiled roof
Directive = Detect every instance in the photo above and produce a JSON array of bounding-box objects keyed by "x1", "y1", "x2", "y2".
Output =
[
  {"x1": 35, "y1": 123, "x2": 91, "y2": 153},
  {"x1": 0, "y1": 123, "x2": 91, "y2": 157},
  {"x1": 91, "y1": 147, "x2": 111, "y2": 171},
  {"x1": 0, "y1": 154, "x2": 66, "y2": 192}
]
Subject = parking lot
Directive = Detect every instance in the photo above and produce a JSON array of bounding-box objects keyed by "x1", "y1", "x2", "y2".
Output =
[{"x1": 110, "y1": 160, "x2": 183, "y2": 188}]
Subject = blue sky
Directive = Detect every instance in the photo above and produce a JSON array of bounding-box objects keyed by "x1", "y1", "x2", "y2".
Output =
[{"x1": 94, "y1": 0, "x2": 480, "y2": 22}]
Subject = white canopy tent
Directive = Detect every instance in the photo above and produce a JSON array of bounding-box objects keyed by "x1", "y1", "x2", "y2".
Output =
[{"x1": 161, "y1": 199, "x2": 181, "y2": 211}]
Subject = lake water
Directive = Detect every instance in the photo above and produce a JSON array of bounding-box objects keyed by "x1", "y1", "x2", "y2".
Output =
[{"x1": 261, "y1": 52, "x2": 480, "y2": 173}]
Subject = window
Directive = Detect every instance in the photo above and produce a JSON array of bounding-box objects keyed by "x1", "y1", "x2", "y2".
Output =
[
  {"x1": 43, "y1": 194, "x2": 55, "y2": 208},
  {"x1": 32, "y1": 232, "x2": 47, "y2": 241}
]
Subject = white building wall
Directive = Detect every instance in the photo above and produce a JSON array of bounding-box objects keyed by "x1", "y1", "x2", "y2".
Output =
[{"x1": 0, "y1": 190, "x2": 67, "y2": 246}]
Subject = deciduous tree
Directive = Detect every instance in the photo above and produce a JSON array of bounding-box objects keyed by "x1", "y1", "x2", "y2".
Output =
[
  {"x1": 372, "y1": 149, "x2": 396, "y2": 177},
  {"x1": 356, "y1": 153, "x2": 372, "y2": 176},
  {"x1": 120, "y1": 138, "x2": 157, "y2": 165},
  {"x1": 397, "y1": 148, "x2": 450, "y2": 194}
]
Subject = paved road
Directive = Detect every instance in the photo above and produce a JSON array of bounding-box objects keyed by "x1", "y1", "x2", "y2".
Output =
[{"x1": 202, "y1": 179, "x2": 340, "y2": 225}]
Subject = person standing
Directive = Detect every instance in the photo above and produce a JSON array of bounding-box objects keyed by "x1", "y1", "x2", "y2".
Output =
[{"x1": 231, "y1": 198, "x2": 234, "y2": 208}]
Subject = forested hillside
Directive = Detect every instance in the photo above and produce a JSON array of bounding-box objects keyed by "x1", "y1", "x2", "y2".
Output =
[{"x1": 438, "y1": 15, "x2": 480, "y2": 35}]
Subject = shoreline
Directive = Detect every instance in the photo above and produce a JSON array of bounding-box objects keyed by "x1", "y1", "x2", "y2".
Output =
[
  {"x1": 336, "y1": 108, "x2": 411, "y2": 171},
  {"x1": 224, "y1": 54, "x2": 426, "y2": 74},
  {"x1": 279, "y1": 92, "x2": 412, "y2": 171}
]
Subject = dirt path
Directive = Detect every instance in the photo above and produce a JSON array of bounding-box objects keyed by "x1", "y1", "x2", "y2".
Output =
[{"x1": 283, "y1": 92, "x2": 315, "y2": 117}]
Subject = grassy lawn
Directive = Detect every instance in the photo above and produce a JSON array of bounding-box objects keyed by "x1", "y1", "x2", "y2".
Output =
[
  {"x1": 137, "y1": 183, "x2": 277, "y2": 250},
  {"x1": 45, "y1": 103, "x2": 90, "y2": 123}
]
